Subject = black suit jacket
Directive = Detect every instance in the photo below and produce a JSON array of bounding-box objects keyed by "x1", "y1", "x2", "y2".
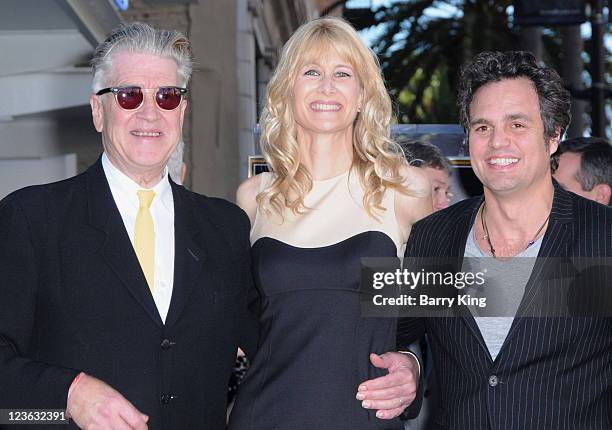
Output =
[
  {"x1": 0, "y1": 159, "x2": 258, "y2": 429},
  {"x1": 399, "y1": 182, "x2": 612, "y2": 429}
]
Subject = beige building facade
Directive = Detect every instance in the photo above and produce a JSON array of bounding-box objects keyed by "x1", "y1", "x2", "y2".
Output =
[{"x1": 1, "y1": 0, "x2": 347, "y2": 201}]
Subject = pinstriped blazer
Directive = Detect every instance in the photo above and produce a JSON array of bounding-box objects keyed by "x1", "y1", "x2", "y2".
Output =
[{"x1": 398, "y1": 181, "x2": 612, "y2": 430}]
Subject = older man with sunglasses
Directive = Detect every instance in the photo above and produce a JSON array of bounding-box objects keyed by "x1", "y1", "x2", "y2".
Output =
[{"x1": 0, "y1": 23, "x2": 257, "y2": 429}]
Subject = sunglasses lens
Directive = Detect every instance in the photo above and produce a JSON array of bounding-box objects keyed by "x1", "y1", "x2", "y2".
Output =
[
  {"x1": 156, "y1": 87, "x2": 183, "y2": 110},
  {"x1": 116, "y1": 87, "x2": 143, "y2": 110}
]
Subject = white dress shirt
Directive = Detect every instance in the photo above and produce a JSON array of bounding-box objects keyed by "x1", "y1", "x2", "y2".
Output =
[{"x1": 102, "y1": 153, "x2": 175, "y2": 323}]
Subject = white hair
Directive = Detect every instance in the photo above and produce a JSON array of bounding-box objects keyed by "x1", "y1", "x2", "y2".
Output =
[{"x1": 91, "y1": 22, "x2": 193, "y2": 92}]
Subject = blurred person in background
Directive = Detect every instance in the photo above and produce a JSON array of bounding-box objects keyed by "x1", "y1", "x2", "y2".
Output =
[
  {"x1": 552, "y1": 136, "x2": 612, "y2": 205},
  {"x1": 229, "y1": 17, "x2": 431, "y2": 430},
  {"x1": 402, "y1": 140, "x2": 452, "y2": 212}
]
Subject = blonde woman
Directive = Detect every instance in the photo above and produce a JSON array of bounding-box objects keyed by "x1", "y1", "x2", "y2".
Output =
[{"x1": 229, "y1": 18, "x2": 432, "y2": 429}]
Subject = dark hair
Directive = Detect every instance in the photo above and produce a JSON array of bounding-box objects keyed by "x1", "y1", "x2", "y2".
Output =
[
  {"x1": 551, "y1": 137, "x2": 612, "y2": 191},
  {"x1": 457, "y1": 51, "x2": 571, "y2": 143},
  {"x1": 398, "y1": 139, "x2": 451, "y2": 173}
]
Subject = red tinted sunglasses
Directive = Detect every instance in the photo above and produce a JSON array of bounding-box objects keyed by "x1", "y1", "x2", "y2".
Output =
[{"x1": 95, "y1": 86, "x2": 188, "y2": 111}]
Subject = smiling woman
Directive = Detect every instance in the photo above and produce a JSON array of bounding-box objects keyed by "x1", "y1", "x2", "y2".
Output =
[
  {"x1": 229, "y1": 17, "x2": 432, "y2": 430},
  {"x1": 255, "y1": 17, "x2": 423, "y2": 219},
  {"x1": 292, "y1": 52, "x2": 362, "y2": 137}
]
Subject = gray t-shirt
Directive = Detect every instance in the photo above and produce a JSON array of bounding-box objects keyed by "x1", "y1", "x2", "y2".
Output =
[{"x1": 462, "y1": 224, "x2": 543, "y2": 361}]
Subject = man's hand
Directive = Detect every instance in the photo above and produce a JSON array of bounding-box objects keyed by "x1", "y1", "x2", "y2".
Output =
[
  {"x1": 67, "y1": 373, "x2": 149, "y2": 430},
  {"x1": 356, "y1": 352, "x2": 419, "y2": 419}
]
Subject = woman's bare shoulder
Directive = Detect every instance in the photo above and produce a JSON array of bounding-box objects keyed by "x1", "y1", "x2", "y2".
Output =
[{"x1": 236, "y1": 173, "x2": 267, "y2": 225}]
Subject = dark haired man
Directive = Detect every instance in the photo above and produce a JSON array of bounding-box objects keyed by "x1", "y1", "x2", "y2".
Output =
[
  {"x1": 399, "y1": 51, "x2": 611, "y2": 429},
  {"x1": 553, "y1": 136, "x2": 612, "y2": 205}
]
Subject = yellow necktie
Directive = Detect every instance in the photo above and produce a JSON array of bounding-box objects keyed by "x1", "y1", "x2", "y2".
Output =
[{"x1": 135, "y1": 190, "x2": 156, "y2": 292}]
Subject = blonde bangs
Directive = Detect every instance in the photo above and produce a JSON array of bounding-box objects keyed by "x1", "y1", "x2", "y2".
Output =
[{"x1": 297, "y1": 35, "x2": 363, "y2": 77}]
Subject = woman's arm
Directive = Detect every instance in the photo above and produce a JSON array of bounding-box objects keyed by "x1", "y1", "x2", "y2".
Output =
[{"x1": 395, "y1": 165, "x2": 433, "y2": 243}]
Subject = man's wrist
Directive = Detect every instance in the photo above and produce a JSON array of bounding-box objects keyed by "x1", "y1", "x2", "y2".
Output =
[{"x1": 397, "y1": 350, "x2": 421, "y2": 381}]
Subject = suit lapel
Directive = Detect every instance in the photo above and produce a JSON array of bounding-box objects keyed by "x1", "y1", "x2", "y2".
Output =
[
  {"x1": 433, "y1": 197, "x2": 492, "y2": 356},
  {"x1": 164, "y1": 183, "x2": 206, "y2": 328},
  {"x1": 453, "y1": 197, "x2": 492, "y2": 357},
  {"x1": 433, "y1": 196, "x2": 482, "y2": 259},
  {"x1": 86, "y1": 159, "x2": 163, "y2": 327},
  {"x1": 496, "y1": 182, "x2": 574, "y2": 357}
]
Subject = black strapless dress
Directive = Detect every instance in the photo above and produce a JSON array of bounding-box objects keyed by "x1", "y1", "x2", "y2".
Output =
[{"x1": 228, "y1": 231, "x2": 404, "y2": 430}]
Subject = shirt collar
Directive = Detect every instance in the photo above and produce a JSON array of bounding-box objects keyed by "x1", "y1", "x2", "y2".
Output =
[{"x1": 102, "y1": 152, "x2": 173, "y2": 212}]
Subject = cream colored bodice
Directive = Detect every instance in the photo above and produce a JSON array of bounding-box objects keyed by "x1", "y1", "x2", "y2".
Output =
[{"x1": 250, "y1": 170, "x2": 405, "y2": 257}]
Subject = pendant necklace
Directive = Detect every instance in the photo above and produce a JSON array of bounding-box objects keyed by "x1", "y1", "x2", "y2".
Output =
[{"x1": 480, "y1": 201, "x2": 550, "y2": 258}]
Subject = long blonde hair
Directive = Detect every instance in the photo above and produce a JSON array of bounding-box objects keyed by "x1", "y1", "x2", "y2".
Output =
[{"x1": 258, "y1": 17, "x2": 414, "y2": 218}]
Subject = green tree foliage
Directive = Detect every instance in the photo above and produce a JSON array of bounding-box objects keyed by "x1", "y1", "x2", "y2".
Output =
[
  {"x1": 346, "y1": 1, "x2": 526, "y2": 123},
  {"x1": 344, "y1": 0, "x2": 609, "y2": 136}
]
